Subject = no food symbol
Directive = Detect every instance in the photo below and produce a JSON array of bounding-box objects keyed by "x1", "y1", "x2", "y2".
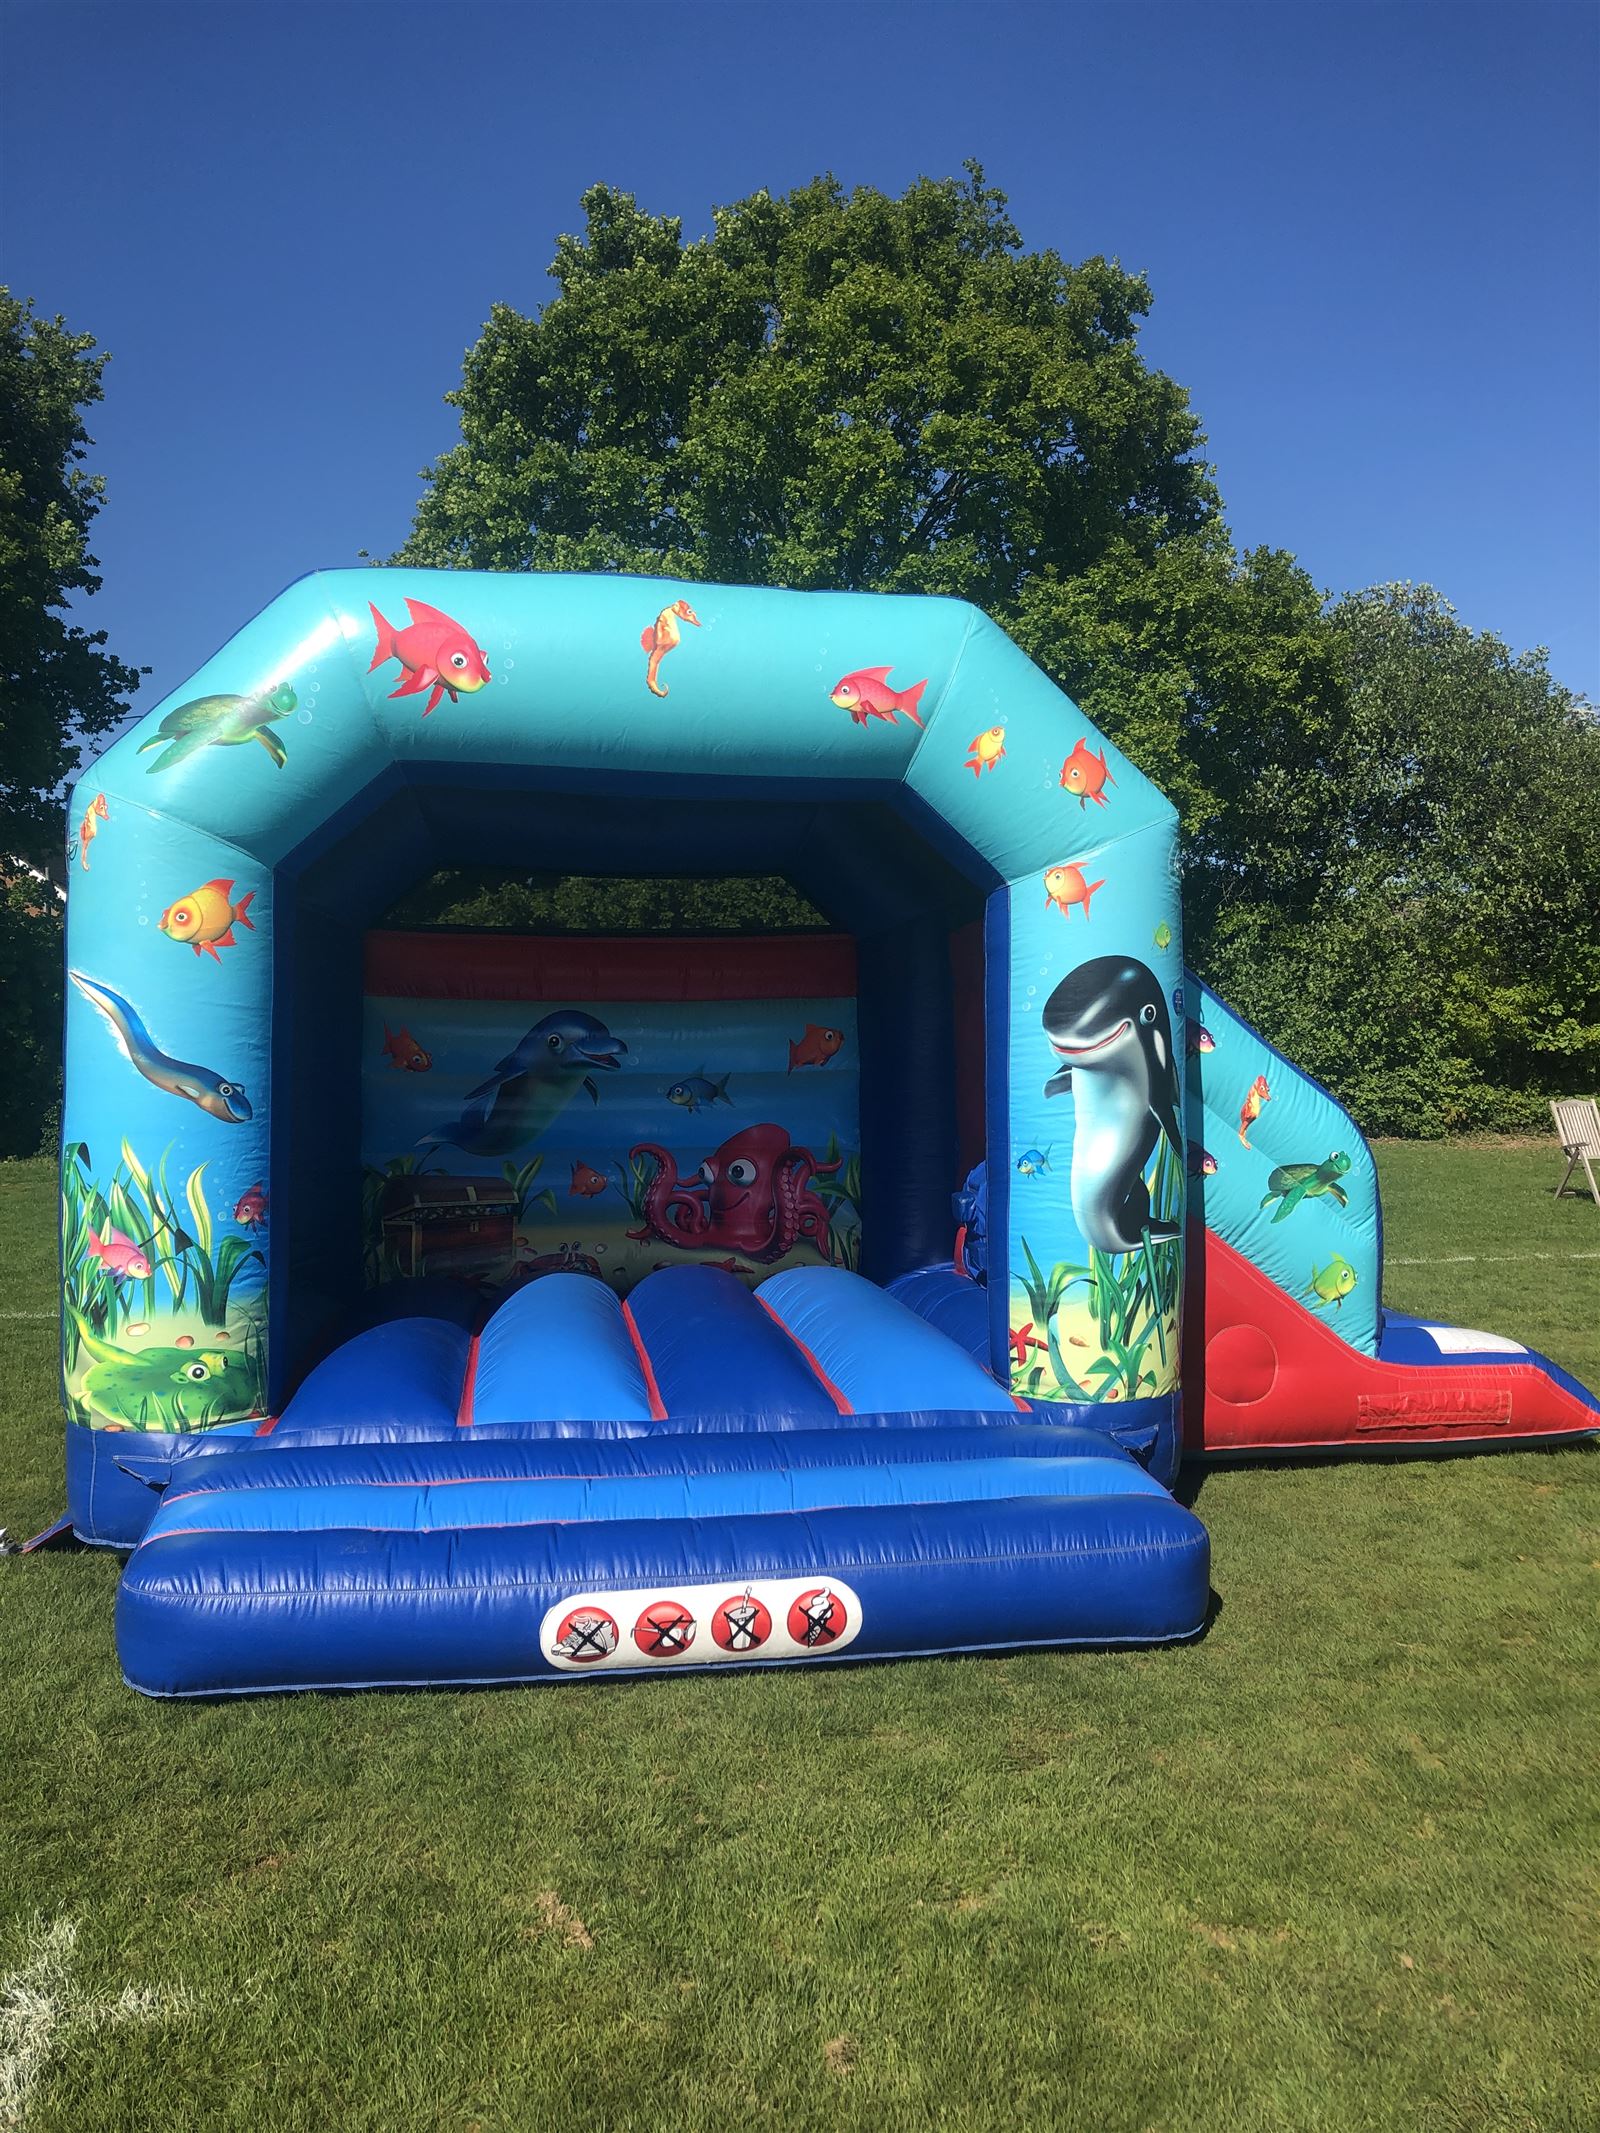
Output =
[
  {"x1": 711, "y1": 1591, "x2": 773, "y2": 1653},
  {"x1": 553, "y1": 1607, "x2": 619, "y2": 1665},
  {"x1": 787, "y1": 1587, "x2": 848, "y2": 1648},
  {"x1": 634, "y1": 1599, "x2": 697, "y2": 1657}
]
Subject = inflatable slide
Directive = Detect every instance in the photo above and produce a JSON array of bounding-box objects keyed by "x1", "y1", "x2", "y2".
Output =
[{"x1": 57, "y1": 572, "x2": 1596, "y2": 1696}]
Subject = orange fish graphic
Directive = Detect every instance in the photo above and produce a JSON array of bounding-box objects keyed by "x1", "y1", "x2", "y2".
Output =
[
  {"x1": 642, "y1": 599, "x2": 701, "y2": 697},
  {"x1": 569, "y1": 1160, "x2": 612, "y2": 1198},
  {"x1": 1059, "y1": 739, "x2": 1115, "y2": 810},
  {"x1": 1238, "y1": 1074, "x2": 1272, "y2": 1148},
  {"x1": 788, "y1": 1024, "x2": 845, "y2": 1071},
  {"x1": 158, "y1": 878, "x2": 256, "y2": 960},
  {"x1": 368, "y1": 598, "x2": 491, "y2": 715},
  {"x1": 830, "y1": 667, "x2": 928, "y2": 729},
  {"x1": 78, "y1": 792, "x2": 109, "y2": 871},
  {"x1": 381, "y1": 1025, "x2": 432, "y2": 1073},
  {"x1": 1043, "y1": 863, "x2": 1105, "y2": 920},
  {"x1": 965, "y1": 726, "x2": 1006, "y2": 778}
]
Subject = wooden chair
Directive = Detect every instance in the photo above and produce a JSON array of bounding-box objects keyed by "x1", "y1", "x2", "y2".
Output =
[{"x1": 1550, "y1": 1096, "x2": 1600, "y2": 1208}]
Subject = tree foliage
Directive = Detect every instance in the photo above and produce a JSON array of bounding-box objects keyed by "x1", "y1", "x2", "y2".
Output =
[
  {"x1": 1206, "y1": 586, "x2": 1600, "y2": 1134},
  {"x1": 383, "y1": 174, "x2": 1598, "y2": 1136},
  {"x1": 387, "y1": 871, "x2": 828, "y2": 935},
  {"x1": 0, "y1": 290, "x2": 143, "y2": 864},
  {"x1": 0, "y1": 292, "x2": 143, "y2": 1155}
]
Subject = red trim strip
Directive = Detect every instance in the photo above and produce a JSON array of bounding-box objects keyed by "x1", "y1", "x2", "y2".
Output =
[
  {"x1": 756, "y1": 1296, "x2": 853, "y2": 1415},
  {"x1": 620, "y1": 1300, "x2": 669, "y2": 1422},
  {"x1": 253, "y1": 1416, "x2": 280, "y2": 1436},
  {"x1": 364, "y1": 930, "x2": 858, "y2": 1003},
  {"x1": 454, "y1": 1334, "x2": 481, "y2": 1428}
]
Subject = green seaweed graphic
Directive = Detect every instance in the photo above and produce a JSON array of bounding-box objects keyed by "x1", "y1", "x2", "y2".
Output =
[
  {"x1": 60, "y1": 1140, "x2": 267, "y2": 1429},
  {"x1": 1016, "y1": 1133, "x2": 1182, "y2": 1403}
]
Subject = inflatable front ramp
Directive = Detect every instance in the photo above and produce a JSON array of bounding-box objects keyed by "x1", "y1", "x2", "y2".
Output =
[{"x1": 117, "y1": 1269, "x2": 1210, "y2": 1696}]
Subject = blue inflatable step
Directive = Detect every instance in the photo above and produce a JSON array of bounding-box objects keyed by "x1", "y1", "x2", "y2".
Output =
[{"x1": 116, "y1": 1422, "x2": 1207, "y2": 1696}]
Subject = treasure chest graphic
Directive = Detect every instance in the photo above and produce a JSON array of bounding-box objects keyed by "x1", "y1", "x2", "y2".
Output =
[{"x1": 378, "y1": 1174, "x2": 518, "y2": 1281}]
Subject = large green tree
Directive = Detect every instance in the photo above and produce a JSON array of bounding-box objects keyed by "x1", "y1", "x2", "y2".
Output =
[
  {"x1": 397, "y1": 168, "x2": 1342, "y2": 897},
  {"x1": 0, "y1": 291, "x2": 143, "y2": 1153}
]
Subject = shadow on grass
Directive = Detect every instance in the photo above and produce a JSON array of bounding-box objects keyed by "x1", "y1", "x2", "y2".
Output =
[{"x1": 1174, "y1": 1433, "x2": 1597, "y2": 1510}]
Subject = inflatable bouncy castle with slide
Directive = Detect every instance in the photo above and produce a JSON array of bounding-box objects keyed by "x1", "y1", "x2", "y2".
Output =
[{"x1": 59, "y1": 573, "x2": 1598, "y2": 1695}]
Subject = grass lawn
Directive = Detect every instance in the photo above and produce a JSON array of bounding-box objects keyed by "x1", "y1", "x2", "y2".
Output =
[{"x1": 1, "y1": 1141, "x2": 1596, "y2": 2131}]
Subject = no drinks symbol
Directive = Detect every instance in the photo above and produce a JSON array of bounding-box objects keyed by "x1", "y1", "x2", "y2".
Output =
[{"x1": 711, "y1": 1591, "x2": 773, "y2": 1653}]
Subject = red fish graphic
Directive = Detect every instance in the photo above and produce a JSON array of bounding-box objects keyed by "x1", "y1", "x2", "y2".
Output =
[
  {"x1": 85, "y1": 1223, "x2": 153, "y2": 1281},
  {"x1": 830, "y1": 667, "x2": 928, "y2": 729},
  {"x1": 569, "y1": 1160, "x2": 611, "y2": 1198},
  {"x1": 642, "y1": 599, "x2": 701, "y2": 697},
  {"x1": 381, "y1": 1025, "x2": 432, "y2": 1073},
  {"x1": 368, "y1": 598, "x2": 491, "y2": 715},
  {"x1": 233, "y1": 1182, "x2": 268, "y2": 1228},
  {"x1": 1059, "y1": 739, "x2": 1115, "y2": 810},
  {"x1": 787, "y1": 1024, "x2": 845, "y2": 1071}
]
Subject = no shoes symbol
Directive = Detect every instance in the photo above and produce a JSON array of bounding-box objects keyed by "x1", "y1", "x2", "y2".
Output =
[
  {"x1": 787, "y1": 1587, "x2": 848, "y2": 1647},
  {"x1": 711, "y1": 1591, "x2": 773, "y2": 1653},
  {"x1": 553, "y1": 1607, "x2": 619, "y2": 1664},
  {"x1": 634, "y1": 1600, "x2": 697, "y2": 1657}
]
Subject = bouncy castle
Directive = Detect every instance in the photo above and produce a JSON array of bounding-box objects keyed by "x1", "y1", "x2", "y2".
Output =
[{"x1": 59, "y1": 572, "x2": 1598, "y2": 1696}]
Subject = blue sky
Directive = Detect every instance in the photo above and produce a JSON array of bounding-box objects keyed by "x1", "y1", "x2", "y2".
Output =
[{"x1": 7, "y1": 0, "x2": 1597, "y2": 720}]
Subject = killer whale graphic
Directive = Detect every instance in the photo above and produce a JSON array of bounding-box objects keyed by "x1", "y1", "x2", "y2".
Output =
[
  {"x1": 1041, "y1": 955, "x2": 1182, "y2": 1254},
  {"x1": 69, "y1": 971, "x2": 253, "y2": 1123}
]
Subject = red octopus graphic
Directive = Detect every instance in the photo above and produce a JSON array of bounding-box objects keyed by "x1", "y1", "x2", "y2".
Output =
[{"x1": 627, "y1": 1123, "x2": 842, "y2": 1264}]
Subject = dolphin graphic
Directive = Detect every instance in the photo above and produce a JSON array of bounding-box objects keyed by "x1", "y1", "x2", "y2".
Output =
[
  {"x1": 69, "y1": 972, "x2": 253, "y2": 1123},
  {"x1": 424, "y1": 1009, "x2": 627, "y2": 1157},
  {"x1": 1041, "y1": 956, "x2": 1181, "y2": 1254}
]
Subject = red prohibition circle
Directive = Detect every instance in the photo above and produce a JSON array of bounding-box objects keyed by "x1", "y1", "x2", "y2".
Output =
[
  {"x1": 553, "y1": 1607, "x2": 619, "y2": 1664},
  {"x1": 787, "y1": 1587, "x2": 848, "y2": 1648},
  {"x1": 633, "y1": 1599, "x2": 698, "y2": 1658},
  {"x1": 711, "y1": 1592, "x2": 773, "y2": 1653}
]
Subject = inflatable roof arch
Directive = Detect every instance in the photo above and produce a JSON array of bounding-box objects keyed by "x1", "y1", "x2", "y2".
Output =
[{"x1": 64, "y1": 568, "x2": 1184, "y2": 1433}]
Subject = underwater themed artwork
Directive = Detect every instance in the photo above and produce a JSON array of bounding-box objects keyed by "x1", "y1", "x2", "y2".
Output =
[
  {"x1": 137, "y1": 684, "x2": 298, "y2": 772},
  {"x1": 965, "y1": 726, "x2": 1007, "y2": 777},
  {"x1": 830, "y1": 666, "x2": 928, "y2": 729},
  {"x1": 360, "y1": 932, "x2": 863, "y2": 1300},
  {"x1": 158, "y1": 878, "x2": 257, "y2": 960},
  {"x1": 641, "y1": 598, "x2": 701, "y2": 696},
  {"x1": 60, "y1": 1139, "x2": 267, "y2": 1430},
  {"x1": 368, "y1": 598, "x2": 491, "y2": 715},
  {"x1": 70, "y1": 973, "x2": 254, "y2": 1122},
  {"x1": 1008, "y1": 950, "x2": 1185, "y2": 1405},
  {"x1": 77, "y1": 791, "x2": 109, "y2": 869}
]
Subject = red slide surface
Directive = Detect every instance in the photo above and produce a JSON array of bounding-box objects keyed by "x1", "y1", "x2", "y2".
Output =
[{"x1": 1184, "y1": 1227, "x2": 1598, "y2": 1455}]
